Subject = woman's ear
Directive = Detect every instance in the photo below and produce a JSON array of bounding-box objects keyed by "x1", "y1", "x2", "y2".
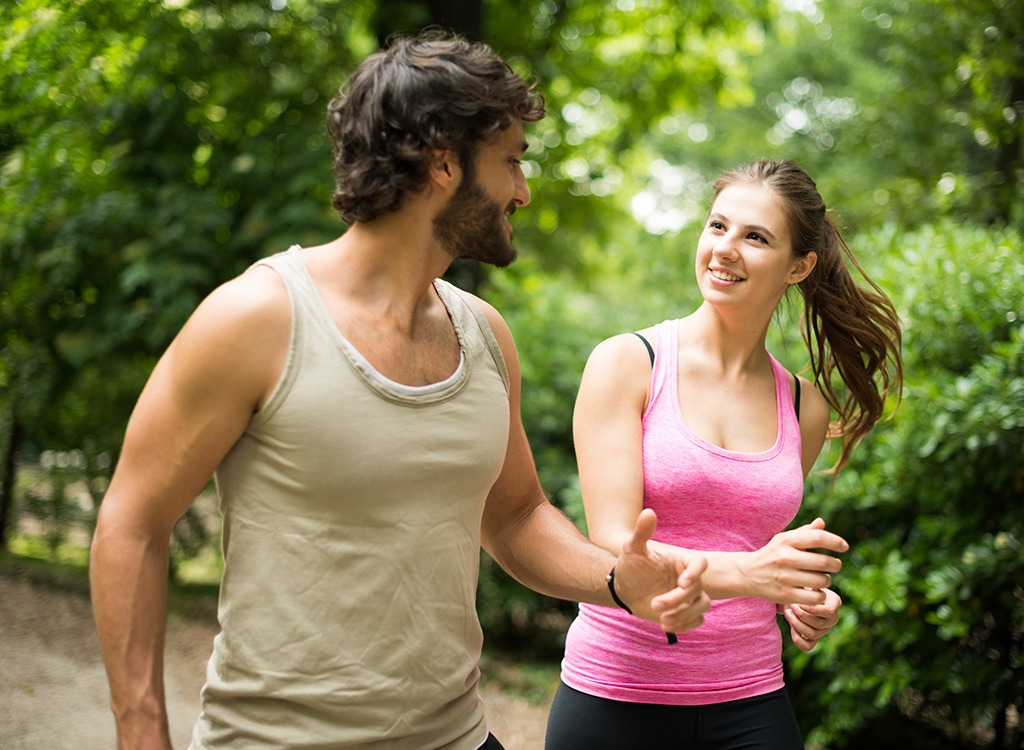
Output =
[{"x1": 788, "y1": 251, "x2": 817, "y2": 284}]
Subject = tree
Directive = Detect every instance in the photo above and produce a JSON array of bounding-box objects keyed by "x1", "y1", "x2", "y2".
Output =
[
  {"x1": 1, "y1": 0, "x2": 373, "y2": 547},
  {"x1": 670, "y1": 0, "x2": 1024, "y2": 231}
]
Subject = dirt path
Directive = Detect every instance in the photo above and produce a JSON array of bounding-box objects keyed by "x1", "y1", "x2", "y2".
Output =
[{"x1": 0, "y1": 568, "x2": 553, "y2": 749}]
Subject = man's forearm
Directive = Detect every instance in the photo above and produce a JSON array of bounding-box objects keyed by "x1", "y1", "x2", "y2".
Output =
[
  {"x1": 603, "y1": 535, "x2": 748, "y2": 601},
  {"x1": 90, "y1": 528, "x2": 175, "y2": 750},
  {"x1": 487, "y1": 499, "x2": 616, "y2": 606}
]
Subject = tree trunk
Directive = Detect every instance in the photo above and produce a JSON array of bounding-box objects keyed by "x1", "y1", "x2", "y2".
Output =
[
  {"x1": 427, "y1": 0, "x2": 483, "y2": 39},
  {"x1": 374, "y1": 0, "x2": 483, "y2": 48},
  {"x1": 0, "y1": 414, "x2": 23, "y2": 549},
  {"x1": 992, "y1": 36, "x2": 1024, "y2": 225}
]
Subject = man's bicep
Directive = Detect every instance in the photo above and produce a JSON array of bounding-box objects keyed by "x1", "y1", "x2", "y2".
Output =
[
  {"x1": 480, "y1": 409, "x2": 547, "y2": 550},
  {"x1": 103, "y1": 278, "x2": 287, "y2": 531}
]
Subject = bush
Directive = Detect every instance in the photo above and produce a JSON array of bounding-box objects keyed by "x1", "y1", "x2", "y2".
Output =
[{"x1": 790, "y1": 222, "x2": 1024, "y2": 749}]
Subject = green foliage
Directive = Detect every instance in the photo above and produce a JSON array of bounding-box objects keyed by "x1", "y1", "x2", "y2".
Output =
[
  {"x1": 0, "y1": 0, "x2": 372, "y2": 546},
  {"x1": 790, "y1": 222, "x2": 1024, "y2": 748},
  {"x1": 479, "y1": 0, "x2": 772, "y2": 276},
  {"x1": 3, "y1": 2, "x2": 1023, "y2": 743},
  {"x1": 646, "y1": 0, "x2": 1024, "y2": 233}
]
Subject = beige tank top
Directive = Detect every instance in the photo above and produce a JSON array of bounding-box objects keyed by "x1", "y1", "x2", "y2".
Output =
[{"x1": 190, "y1": 246, "x2": 510, "y2": 749}]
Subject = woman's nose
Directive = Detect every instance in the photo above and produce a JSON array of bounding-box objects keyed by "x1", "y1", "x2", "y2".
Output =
[{"x1": 711, "y1": 235, "x2": 738, "y2": 260}]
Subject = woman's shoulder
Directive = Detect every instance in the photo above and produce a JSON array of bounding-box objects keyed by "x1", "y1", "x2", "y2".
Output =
[{"x1": 590, "y1": 325, "x2": 662, "y2": 369}]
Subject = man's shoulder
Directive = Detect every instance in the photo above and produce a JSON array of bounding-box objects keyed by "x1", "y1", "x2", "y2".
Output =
[
  {"x1": 187, "y1": 264, "x2": 290, "y2": 345},
  {"x1": 219, "y1": 263, "x2": 289, "y2": 310}
]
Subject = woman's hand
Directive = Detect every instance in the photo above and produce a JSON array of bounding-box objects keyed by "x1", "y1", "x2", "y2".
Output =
[
  {"x1": 736, "y1": 518, "x2": 848, "y2": 605},
  {"x1": 780, "y1": 587, "x2": 842, "y2": 651}
]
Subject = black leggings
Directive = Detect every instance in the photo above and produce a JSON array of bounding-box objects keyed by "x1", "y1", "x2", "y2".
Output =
[{"x1": 544, "y1": 682, "x2": 803, "y2": 750}]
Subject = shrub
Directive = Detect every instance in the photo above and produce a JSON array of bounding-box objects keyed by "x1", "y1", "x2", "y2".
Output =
[{"x1": 790, "y1": 222, "x2": 1023, "y2": 749}]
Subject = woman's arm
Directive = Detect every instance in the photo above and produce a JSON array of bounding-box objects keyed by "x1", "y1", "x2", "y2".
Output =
[
  {"x1": 574, "y1": 335, "x2": 847, "y2": 606},
  {"x1": 474, "y1": 303, "x2": 708, "y2": 633},
  {"x1": 779, "y1": 375, "x2": 843, "y2": 650}
]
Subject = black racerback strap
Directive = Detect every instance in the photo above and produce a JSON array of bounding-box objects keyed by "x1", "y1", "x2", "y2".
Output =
[
  {"x1": 793, "y1": 374, "x2": 801, "y2": 423},
  {"x1": 633, "y1": 332, "x2": 655, "y2": 366}
]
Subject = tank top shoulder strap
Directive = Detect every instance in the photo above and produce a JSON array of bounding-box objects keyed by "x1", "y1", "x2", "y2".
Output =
[
  {"x1": 643, "y1": 320, "x2": 678, "y2": 415},
  {"x1": 433, "y1": 280, "x2": 510, "y2": 395},
  {"x1": 767, "y1": 353, "x2": 800, "y2": 437},
  {"x1": 251, "y1": 245, "x2": 318, "y2": 313},
  {"x1": 252, "y1": 246, "x2": 352, "y2": 349},
  {"x1": 244, "y1": 246, "x2": 325, "y2": 423}
]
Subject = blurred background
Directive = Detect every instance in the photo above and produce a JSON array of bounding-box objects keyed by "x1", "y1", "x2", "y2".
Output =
[{"x1": 1, "y1": 0, "x2": 1021, "y2": 747}]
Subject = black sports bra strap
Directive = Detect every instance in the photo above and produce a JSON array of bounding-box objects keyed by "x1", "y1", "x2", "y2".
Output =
[
  {"x1": 632, "y1": 332, "x2": 655, "y2": 366},
  {"x1": 793, "y1": 373, "x2": 801, "y2": 423}
]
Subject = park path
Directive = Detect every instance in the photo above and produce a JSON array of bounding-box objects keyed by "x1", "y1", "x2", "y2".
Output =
[{"x1": 0, "y1": 568, "x2": 552, "y2": 749}]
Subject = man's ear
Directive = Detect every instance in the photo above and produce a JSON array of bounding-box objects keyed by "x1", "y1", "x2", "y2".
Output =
[
  {"x1": 788, "y1": 251, "x2": 817, "y2": 284},
  {"x1": 427, "y1": 149, "x2": 460, "y2": 190}
]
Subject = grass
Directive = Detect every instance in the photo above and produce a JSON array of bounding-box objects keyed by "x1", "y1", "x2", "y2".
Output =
[
  {"x1": 8, "y1": 533, "x2": 90, "y2": 568},
  {"x1": 0, "y1": 545, "x2": 92, "y2": 591},
  {"x1": 0, "y1": 540, "x2": 219, "y2": 626}
]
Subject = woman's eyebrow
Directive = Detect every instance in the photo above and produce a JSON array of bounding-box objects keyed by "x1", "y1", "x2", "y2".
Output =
[{"x1": 709, "y1": 212, "x2": 778, "y2": 241}]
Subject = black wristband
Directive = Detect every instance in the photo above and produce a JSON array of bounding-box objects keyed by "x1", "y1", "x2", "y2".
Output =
[
  {"x1": 606, "y1": 565, "x2": 678, "y2": 645},
  {"x1": 605, "y1": 566, "x2": 633, "y2": 615}
]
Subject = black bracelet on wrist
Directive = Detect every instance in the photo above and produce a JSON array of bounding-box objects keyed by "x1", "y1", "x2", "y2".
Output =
[
  {"x1": 605, "y1": 566, "x2": 633, "y2": 614},
  {"x1": 606, "y1": 565, "x2": 678, "y2": 645}
]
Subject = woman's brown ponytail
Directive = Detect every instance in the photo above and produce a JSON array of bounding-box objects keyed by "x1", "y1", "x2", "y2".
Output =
[
  {"x1": 799, "y1": 215, "x2": 903, "y2": 470},
  {"x1": 713, "y1": 160, "x2": 904, "y2": 471}
]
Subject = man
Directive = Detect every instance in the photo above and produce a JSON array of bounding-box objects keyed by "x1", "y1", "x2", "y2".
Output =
[{"x1": 90, "y1": 30, "x2": 710, "y2": 750}]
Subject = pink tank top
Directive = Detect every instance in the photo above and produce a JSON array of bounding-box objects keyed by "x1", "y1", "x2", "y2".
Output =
[{"x1": 560, "y1": 319, "x2": 805, "y2": 705}]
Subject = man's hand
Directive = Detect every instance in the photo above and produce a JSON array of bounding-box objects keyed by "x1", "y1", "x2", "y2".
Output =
[
  {"x1": 780, "y1": 587, "x2": 842, "y2": 651},
  {"x1": 611, "y1": 509, "x2": 710, "y2": 634},
  {"x1": 739, "y1": 517, "x2": 848, "y2": 606}
]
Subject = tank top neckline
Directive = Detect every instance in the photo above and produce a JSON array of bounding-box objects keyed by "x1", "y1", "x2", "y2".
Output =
[
  {"x1": 285, "y1": 245, "x2": 470, "y2": 402},
  {"x1": 659, "y1": 319, "x2": 790, "y2": 462}
]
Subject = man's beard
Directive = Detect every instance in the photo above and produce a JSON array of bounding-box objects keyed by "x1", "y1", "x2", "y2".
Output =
[{"x1": 433, "y1": 177, "x2": 518, "y2": 268}]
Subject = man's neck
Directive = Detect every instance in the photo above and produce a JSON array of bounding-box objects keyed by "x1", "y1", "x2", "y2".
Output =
[{"x1": 316, "y1": 210, "x2": 453, "y2": 305}]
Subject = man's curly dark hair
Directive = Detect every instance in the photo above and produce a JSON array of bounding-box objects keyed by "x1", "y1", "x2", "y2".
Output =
[{"x1": 326, "y1": 29, "x2": 546, "y2": 225}]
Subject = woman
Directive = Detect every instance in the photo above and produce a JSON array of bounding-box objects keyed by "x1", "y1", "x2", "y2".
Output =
[{"x1": 545, "y1": 160, "x2": 903, "y2": 749}]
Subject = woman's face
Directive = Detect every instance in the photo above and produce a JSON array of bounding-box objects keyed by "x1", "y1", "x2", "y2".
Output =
[{"x1": 694, "y1": 182, "x2": 814, "y2": 314}]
